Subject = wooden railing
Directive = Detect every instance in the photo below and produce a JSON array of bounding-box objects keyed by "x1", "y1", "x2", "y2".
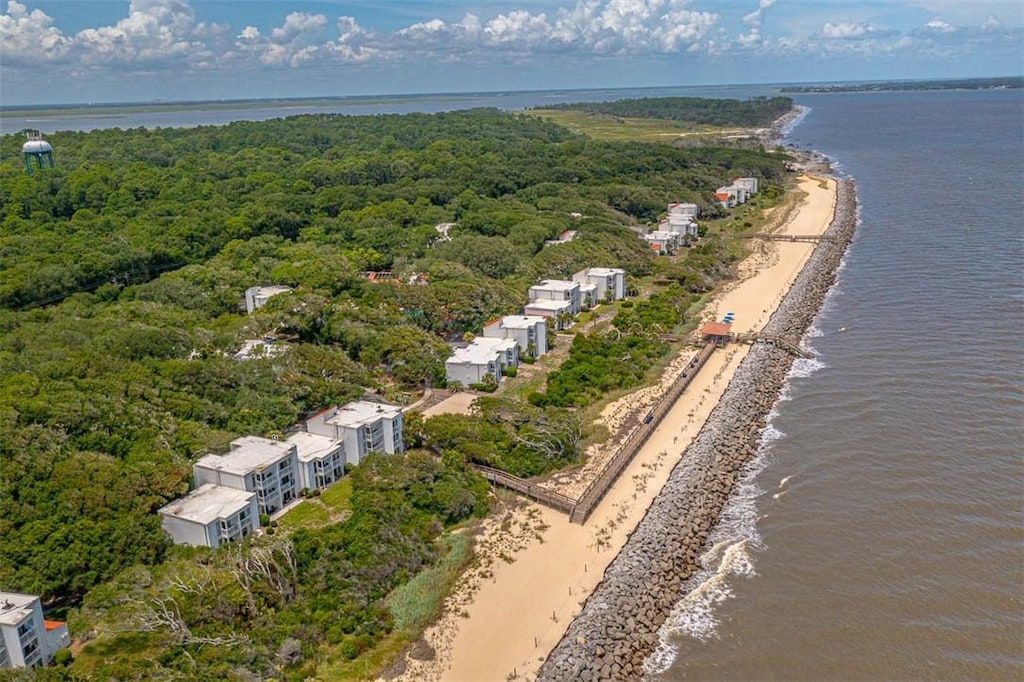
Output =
[
  {"x1": 741, "y1": 233, "x2": 832, "y2": 243},
  {"x1": 474, "y1": 343, "x2": 720, "y2": 524},
  {"x1": 733, "y1": 332, "x2": 813, "y2": 359},
  {"x1": 473, "y1": 464, "x2": 578, "y2": 515}
]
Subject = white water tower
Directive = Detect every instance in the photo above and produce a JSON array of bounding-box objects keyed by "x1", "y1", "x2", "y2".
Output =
[{"x1": 22, "y1": 130, "x2": 54, "y2": 175}]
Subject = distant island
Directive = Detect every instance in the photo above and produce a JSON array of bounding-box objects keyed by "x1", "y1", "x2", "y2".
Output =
[
  {"x1": 531, "y1": 96, "x2": 793, "y2": 128},
  {"x1": 781, "y1": 76, "x2": 1023, "y2": 93}
]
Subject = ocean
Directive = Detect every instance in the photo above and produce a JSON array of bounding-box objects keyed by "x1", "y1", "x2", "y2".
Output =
[
  {"x1": 0, "y1": 83, "x2": 782, "y2": 134},
  {"x1": 651, "y1": 89, "x2": 1024, "y2": 680}
]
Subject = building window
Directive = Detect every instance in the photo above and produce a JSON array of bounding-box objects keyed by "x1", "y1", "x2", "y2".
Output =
[{"x1": 21, "y1": 637, "x2": 40, "y2": 666}]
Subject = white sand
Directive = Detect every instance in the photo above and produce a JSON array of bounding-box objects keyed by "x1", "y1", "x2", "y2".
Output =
[
  {"x1": 390, "y1": 176, "x2": 837, "y2": 682},
  {"x1": 420, "y1": 391, "x2": 479, "y2": 418}
]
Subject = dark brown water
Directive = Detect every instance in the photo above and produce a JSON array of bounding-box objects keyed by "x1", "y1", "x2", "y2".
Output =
[{"x1": 651, "y1": 90, "x2": 1024, "y2": 680}]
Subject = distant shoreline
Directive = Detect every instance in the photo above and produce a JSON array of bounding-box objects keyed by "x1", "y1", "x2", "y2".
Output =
[
  {"x1": 781, "y1": 76, "x2": 1022, "y2": 93},
  {"x1": 4, "y1": 76, "x2": 1017, "y2": 118}
]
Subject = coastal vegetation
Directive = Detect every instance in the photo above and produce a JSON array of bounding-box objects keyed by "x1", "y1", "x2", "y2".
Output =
[
  {"x1": 534, "y1": 96, "x2": 793, "y2": 127},
  {"x1": 0, "y1": 100, "x2": 790, "y2": 678}
]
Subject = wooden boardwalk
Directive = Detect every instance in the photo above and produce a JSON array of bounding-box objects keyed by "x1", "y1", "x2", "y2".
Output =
[
  {"x1": 470, "y1": 344, "x2": 720, "y2": 525},
  {"x1": 741, "y1": 232, "x2": 832, "y2": 243},
  {"x1": 569, "y1": 342, "x2": 717, "y2": 524},
  {"x1": 733, "y1": 332, "x2": 813, "y2": 359},
  {"x1": 473, "y1": 465, "x2": 577, "y2": 515},
  {"x1": 472, "y1": 332, "x2": 808, "y2": 523}
]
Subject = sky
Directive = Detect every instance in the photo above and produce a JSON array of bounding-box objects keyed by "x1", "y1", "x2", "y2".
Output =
[{"x1": 1, "y1": 0, "x2": 1021, "y2": 105}]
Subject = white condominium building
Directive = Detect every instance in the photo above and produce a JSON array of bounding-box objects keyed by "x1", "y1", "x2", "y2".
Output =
[
  {"x1": 193, "y1": 436, "x2": 300, "y2": 515},
  {"x1": 305, "y1": 401, "x2": 404, "y2": 466},
  {"x1": 158, "y1": 484, "x2": 259, "y2": 549},
  {"x1": 0, "y1": 593, "x2": 69, "y2": 669},
  {"x1": 481, "y1": 315, "x2": 548, "y2": 357}
]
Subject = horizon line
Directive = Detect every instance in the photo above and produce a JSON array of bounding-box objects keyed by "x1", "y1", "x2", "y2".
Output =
[{"x1": 3, "y1": 75, "x2": 1019, "y2": 112}]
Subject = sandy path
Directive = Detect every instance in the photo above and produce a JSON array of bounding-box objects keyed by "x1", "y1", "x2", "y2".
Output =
[{"x1": 390, "y1": 176, "x2": 836, "y2": 682}]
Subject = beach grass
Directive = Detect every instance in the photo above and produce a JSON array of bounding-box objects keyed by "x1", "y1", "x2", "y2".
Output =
[{"x1": 316, "y1": 531, "x2": 475, "y2": 680}]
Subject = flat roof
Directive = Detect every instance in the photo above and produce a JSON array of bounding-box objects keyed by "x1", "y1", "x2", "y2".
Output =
[
  {"x1": 195, "y1": 436, "x2": 295, "y2": 476},
  {"x1": 158, "y1": 484, "x2": 255, "y2": 524},
  {"x1": 447, "y1": 337, "x2": 517, "y2": 365},
  {"x1": 247, "y1": 285, "x2": 292, "y2": 297},
  {"x1": 578, "y1": 267, "x2": 625, "y2": 277},
  {"x1": 286, "y1": 431, "x2": 344, "y2": 463},
  {"x1": 524, "y1": 299, "x2": 572, "y2": 312},
  {"x1": 0, "y1": 593, "x2": 37, "y2": 626},
  {"x1": 647, "y1": 230, "x2": 678, "y2": 239},
  {"x1": 485, "y1": 315, "x2": 546, "y2": 330},
  {"x1": 531, "y1": 279, "x2": 578, "y2": 292},
  {"x1": 326, "y1": 400, "x2": 402, "y2": 429}
]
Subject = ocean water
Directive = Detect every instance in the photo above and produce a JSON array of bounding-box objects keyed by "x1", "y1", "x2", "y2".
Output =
[
  {"x1": 652, "y1": 89, "x2": 1024, "y2": 680},
  {"x1": 0, "y1": 83, "x2": 782, "y2": 134}
]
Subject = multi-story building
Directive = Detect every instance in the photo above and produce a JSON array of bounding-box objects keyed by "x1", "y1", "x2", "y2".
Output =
[
  {"x1": 482, "y1": 315, "x2": 548, "y2": 357},
  {"x1": 522, "y1": 299, "x2": 574, "y2": 329},
  {"x1": 645, "y1": 230, "x2": 682, "y2": 255},
  {"x1": 528, "y1": 279, "x2": 582, "y2": 315},
  {"x1": 286, "y1": 431, "x2": 347, "y2": 491},
  {"x1": 732, "y1": 177, "x2": 759, "y2": 194},
  {"x1": 0, "y1": 593, "x2": 68, "y2": 669},
  {"x1": 305, "y1": 401, "x2": 404, "y2": 466},
  {"x1": 193, "y1": 436, "x2": 300, "y2": 515},
  {"x1": 572, "y1": 267, "x2": 627, "y2": 303},
  {"x1": 445, "y1": 337, "x2": 519, "y2": 386},
  {"x1": 158, "y1": 484, "x2": 259, "y2": 548},
  {"x1": 243, "y1": 285, "x2": 293, "y2": 314},
  {"x1": 668, "y1": 202, "x2": 699, "y2": 220}
]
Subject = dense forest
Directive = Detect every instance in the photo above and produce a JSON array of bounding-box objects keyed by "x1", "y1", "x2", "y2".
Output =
[
  {"x1": 534, "y1": 96, "x2": 794, "y2": 127},
  {"x1": 0, "y1": 102, "x2": 789, "y2": 678}
]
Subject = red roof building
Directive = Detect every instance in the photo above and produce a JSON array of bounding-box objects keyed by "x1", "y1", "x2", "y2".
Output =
[{"x1": 702, "y1": 322, "x2": 732, "y2": 339}]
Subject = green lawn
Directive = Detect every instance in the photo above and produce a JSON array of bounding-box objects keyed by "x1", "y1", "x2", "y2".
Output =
[
  {"x1": 320, "y1": 477, "x2": 353, "y2": 512},
  {"x1": 278, "y1": 478, "x2": 354, "y2": 531},
  {"x1": 277, "y1": 499, "x2": 331, "y2": 530},
  {"x1": 527, "y1": 109, "x2": 736, "y2": 143}
]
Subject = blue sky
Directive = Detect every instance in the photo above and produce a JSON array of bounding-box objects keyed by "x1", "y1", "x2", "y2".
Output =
[{"x1": 2, "y1": 1, "x2": 1021, "y2": 105}]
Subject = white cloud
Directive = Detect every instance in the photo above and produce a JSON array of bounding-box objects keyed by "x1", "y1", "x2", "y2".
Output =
[
  {"x1": 270, "y1": 11, "x2": 327, "y2": 43},
  {"x1": 821, "y1": 21, "x2": 874, "y2": 39},
  {"x1": 924, "y1": 18, "x2": 955, "y2": 33},
  {"x1": 73, "y1": 0, "x2": 211, "y2": 65},
  {"x1": 0, "y1": 0, "x2": 72, "y2": 64},
  {"x1": 391, "y1": 0, "x2": 718, "y2": 55},
  {"x1": 5, "y1": 0, "x2": 1022, "y2": 87},
  {"x1": 980, "y1": 15, "x2": 1002, "y2": 30},
  {"x1": 737, "y1": 0, "x2": 775, "y2": 49}
]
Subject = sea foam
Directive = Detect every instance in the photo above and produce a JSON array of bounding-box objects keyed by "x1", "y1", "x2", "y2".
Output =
[{"x1": 644, "y1": 445, "x2": 770, "y2": 674}]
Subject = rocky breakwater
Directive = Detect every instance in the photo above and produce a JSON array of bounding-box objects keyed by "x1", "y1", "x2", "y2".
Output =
[{"x1": 537, "y1": 178, "x2": 858, "y2": 682}]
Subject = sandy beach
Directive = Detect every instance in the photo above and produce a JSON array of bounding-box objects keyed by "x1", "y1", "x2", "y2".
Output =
[{"x1": 390, "y1": 175, "x2": 837, "y2": 682}]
